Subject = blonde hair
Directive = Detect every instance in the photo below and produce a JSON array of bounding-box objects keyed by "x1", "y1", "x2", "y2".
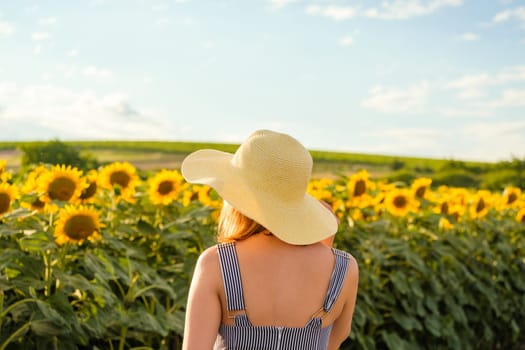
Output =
[{"x1": 217, "y1": 201, "x2": 268, "y2": 242}]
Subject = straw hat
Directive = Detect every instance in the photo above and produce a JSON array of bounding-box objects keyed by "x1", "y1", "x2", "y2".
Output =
[{"x1": 181, "y1": 129, "x2": 338, "y2": 245}]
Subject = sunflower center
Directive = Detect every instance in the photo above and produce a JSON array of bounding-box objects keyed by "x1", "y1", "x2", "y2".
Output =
[
  {"x1": 440, "y1": 202, "x2": 449, "y2": 214},
  {"x1": 157, "y1": 181, "x2": 174, "y2": 195},
  {"x1": 110, "y1": 171, "x2": 131, "y2": 188},
  {"x1": 415, "y1": 186, "x2": 426, "y2": 198},
  {"x1": 80, "y1": 182, "x2": 97, "y2": 200},
  {"x1": 475, "y1": 198, "x2": 485, "y2": 213},
  {"x1": 353, "y1": 180, "x2": 366, "y2": 197},
  {"x1": 0, "y1": 192, "x2": 10, "y2": 214},
  {"x1": 393, "y1": 195, "x2": 407, "y2": 209},
  {"x1": 63, "y1": 215, "x2": 97, "y2": 240},
  {"x1": 519, "y1": 213, "x2": 525, "y2": 223},
  {"x1": 507, "y1": 193, "x2": 518, "y2": 205},
  {"x1": 48, "y1": 177, "x2": 76, "y2": 201},
  {"x1": 32, "y1": 198, "x2": 45, "y2": 209}
]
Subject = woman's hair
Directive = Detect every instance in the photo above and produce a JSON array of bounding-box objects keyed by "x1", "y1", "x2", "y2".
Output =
[{"x1": 217, "y1": 201, "x2": 268, "y2": 242}]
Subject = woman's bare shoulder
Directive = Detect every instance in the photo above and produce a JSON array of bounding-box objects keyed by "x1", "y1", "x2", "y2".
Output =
[{"x1": 196, "y1": 245, "x2": 220, "y2": 269}]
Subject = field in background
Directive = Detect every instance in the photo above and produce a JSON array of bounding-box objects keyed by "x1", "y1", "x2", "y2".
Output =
[{"x1": 0, "y1": 140, "x2": 490, "y2": 180}]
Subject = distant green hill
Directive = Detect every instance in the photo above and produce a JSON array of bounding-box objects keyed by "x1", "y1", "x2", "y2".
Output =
[{"x1": 1, "y1": 140, "x2": 523, "y2": 191}]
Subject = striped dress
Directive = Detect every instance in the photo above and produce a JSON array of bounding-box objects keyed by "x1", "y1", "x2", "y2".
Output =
[{"x1": 214, "y1": 242, "x2": 350, "y2": 350}]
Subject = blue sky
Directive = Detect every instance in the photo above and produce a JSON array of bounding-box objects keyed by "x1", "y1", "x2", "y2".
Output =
[{"x1": 0, "y1": 0, "x2": 524, "y2": 161}]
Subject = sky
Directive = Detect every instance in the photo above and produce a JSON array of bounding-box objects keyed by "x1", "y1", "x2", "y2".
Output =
[{"x1": 0, "y1": 0, "x2": 524, "y2": 162}]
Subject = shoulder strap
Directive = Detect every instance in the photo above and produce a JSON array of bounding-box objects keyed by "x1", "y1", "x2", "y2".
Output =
[
  {"x1": 216, "y1": 242, "x2": 246, "y2": 312},
  {"x1": 322, "y1": 248, "x2": 350, "y2": 312}
]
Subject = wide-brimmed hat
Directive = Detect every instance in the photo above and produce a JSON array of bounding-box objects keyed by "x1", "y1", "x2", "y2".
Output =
[{"x1": 181, "y1": 129, "x2": 338, "y2": 245}]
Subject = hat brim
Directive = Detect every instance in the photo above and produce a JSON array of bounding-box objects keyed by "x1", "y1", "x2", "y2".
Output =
[{"x1": 181, "y1": 149, "x2": 338, "y2": 245}]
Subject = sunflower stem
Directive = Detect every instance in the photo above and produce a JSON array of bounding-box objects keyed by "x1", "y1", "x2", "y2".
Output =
[
  {"x1": 118, "y1": 326, "x2": 127, "y2": 350},
  {"x1": 43, "y1": 250, "x2": 53, "y2": 297},
  {"x1": 0, "y1": 320, "x2": 31, "y2": 350}
]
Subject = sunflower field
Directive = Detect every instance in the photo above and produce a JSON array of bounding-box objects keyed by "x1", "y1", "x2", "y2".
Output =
[{"x1": 0, "y1": 159, "x2": 524, "y2": 350}]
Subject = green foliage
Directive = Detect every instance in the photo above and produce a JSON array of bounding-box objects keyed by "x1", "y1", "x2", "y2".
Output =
[
  {"x1": 20, "y1": 140, "x2": 98, "y2": 171},
  {"x1": 390, "y1": 159, "x2": 405, "y2": 171},
  {"x1": 384, "y1": 170, "x2": 417, "y2": 186},
  {"x1": 0, "y1": 196, "x2": 216, "y2": 349},
  {"x1": 432, "y1": 170, "x2": 480, "y2": 188},
  {"x1": 335, "y1": 214, "x2": 525, "y2": 350}
]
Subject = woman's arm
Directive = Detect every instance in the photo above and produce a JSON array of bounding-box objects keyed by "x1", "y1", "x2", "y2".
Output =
[
  {"x1": 182, "y1": 247, "x2": 222, "y2": 350},
  {"x1": 328, "y1": 255, "x2": 359, "y2": 350}
]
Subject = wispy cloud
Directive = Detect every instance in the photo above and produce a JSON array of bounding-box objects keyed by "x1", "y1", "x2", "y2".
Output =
[
  {"x1": 38, "y1": 17, "x2": 57, "y2": 26},
  {"x1": 305, "y1": 1, "x2": 462, "y2": 22},
  {"x1": 82, "y1": 66, "x2": 114, "y2": 80},
  {"x1": 362, "y1": 82, "x2": 429, "y2": 113},
  {"x1": 67, "y1": 49, "x2": 78, "y2": 57},
  {"x1": 493, "y1": 6, "x2": 525, "y2": 27},
  {"x1": 270, "y1": 0, "x2": 297, "y2": 9},
  {"x1": 462, "y1": 120, "x2": 525, "y2": 160},
  {"x1": 0, "y1": 83, "x2": 173, "y2": 140},
  {"x1": 339, "y1": 35, "x2": 354, "y2": 46},
  {"x1": 305, "y1": 5, "x2": 357, "y2": 21},
  {"x1": 489, "y1": 89, "x2": 525, "y2": 108},
  {"x1": 458, "y1": 32, "x2": 479, "y2": 41},
  {"x1": 358, "y1": 127, "x2": 443, "y2": 156},
  {"x1": 32, "y1": 32, "x2": 51, "y2": 41},
  {"x1": 364, "y1": 0, "x2": 463, "y2": 20},
  {"x1": 0, "y1": 20, "x2": 14, "y2": 36},
  {"x1": 446, "y1": 65, "x2": 525, "y2": 99}
]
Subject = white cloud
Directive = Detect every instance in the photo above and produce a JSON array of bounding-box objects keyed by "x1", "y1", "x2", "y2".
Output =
[
  {"x1": 461, "y1": 120, "x2": 525, "y2": 160},
  {"x1": 446, "y1": 65, "x2": 525, "y2": 99},
  {"x1": 459, "y1": 32, "x2": 479, "y2": 41},
  {"x1": 364, "y1": 0, "x2": 463, "y2": 20},
  {"x1": 32, "y1": 32, "x2": 51, "y2": 41},
  {"x1": 493, "y1": 6, "x2": 525, "y2": 26},
  {"x1": 0, "y1": 20, "x2": 14, "y2": 36},
  {"x1": 440, "y1": 107, "x2": 491, "y2": 118},
  {"x1": 33, "y1": 45, "x2": 42, "y2": 55},
  {"x1": 489, "y1": 89, "x2": 525, "y2": 108},
  {"x1": 0, "y1": 83, "x2": 174, "y2": 140},
  {"x1": 202, "y1": 41, "x2": 215, "y2": 49},
  {"x1": 38, "y1": 17, "x2": 57, "y2": 26},
  {"x1": 270, "y1": 0, "x2": 297, "y2": 9},
  {"x1": 82, "y1": 66, "x2": 114, "y2": 80},
  {"x1": 362, "y1": 82, "x2": 429, "y2": 113},
  {"x1": 446, "y1": 73, "x2": 490, "y2": 98},
  {"x1": 339, "y1": 35, "x2": 354, "y2": 46},
  {"x1": 305, "y1": 5, "x2": 357, "y2": 21},
  {"x1": 67, "y1": 49, "x2": 78, "y2": 57}
]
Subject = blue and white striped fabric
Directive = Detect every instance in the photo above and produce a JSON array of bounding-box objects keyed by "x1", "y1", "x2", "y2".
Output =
[{"x1": 214, "y1": 242, "x2": 350, "y2": 350}]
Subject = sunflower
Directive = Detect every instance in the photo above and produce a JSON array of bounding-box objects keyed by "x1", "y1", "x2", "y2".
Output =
[
  {"x1": 383, "y1": 188, "x2": 419, "y2": 217},
  {"x1": 181, "y1": 183, "x2": 198, "y2": 207},
  {"x1": 347, "y1": 170, "x2": 375, "y2": 198},
  {"x1": 469, "y1": 190, "x2": 493, "y2": 219},
  {"x1": 37, "y1": 165, "x2": 86, "y2": 203},
  {"x1": 21, "y1": 165, "x2": 48, "y2": 193},
  {"x1": 411, "y1": 177, "x2": 432, "y2": 199},
  {"x1": 0, "y1": 182, "x2": 19, "y2": 216},
  {"x1": 79, "y1": 170, "x2": 99, "y2": 203},
  {"x1": 500, "y1": 187, "x2": 522, "y2": 209},
  {"x1": 307, "y1": 178, "x2": 334, "y2": 202},
  {"x1": 516, "y1": 208, "x2": 525, "y2": 223},
  {"x1": 148, "y1": 169, "x2": 184, "y2": 205},
  {"x1": 54, "y1": 205, "x2": 103, "y2": 245},
  {"x1": 98, "y1": 162, "x2": 140, "y2": 202},
  {"x1": 0, "y1": 160, "x2": 12, "y2": 182},
  {"x1": 438, "y1": 217, "x2": 454, "y2": 230}
]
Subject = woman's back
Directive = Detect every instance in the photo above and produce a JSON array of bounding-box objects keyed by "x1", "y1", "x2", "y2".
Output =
[{"x1": 221, "y1": 233, "x2": 348, "y2": 328}]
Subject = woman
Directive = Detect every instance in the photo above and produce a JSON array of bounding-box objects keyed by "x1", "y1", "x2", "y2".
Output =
[{"x1": 181, "y1": 129, "x2": 359, "y2": 350}]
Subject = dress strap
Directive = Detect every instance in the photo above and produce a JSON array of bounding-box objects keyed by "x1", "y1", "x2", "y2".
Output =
[
  {"x1": 216, "y1": 242, "x2": 246, "y2": 312},
  {"x1": 322, "y1": 248, "x2": 350, "y2": 312}
]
